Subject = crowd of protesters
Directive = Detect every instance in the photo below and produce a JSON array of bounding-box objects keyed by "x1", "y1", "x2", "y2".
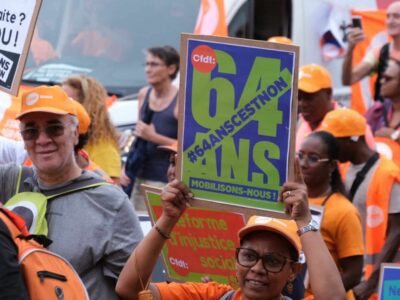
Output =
[{"x1": 0, "y1": 2, "x2": 400, "y2": 300}]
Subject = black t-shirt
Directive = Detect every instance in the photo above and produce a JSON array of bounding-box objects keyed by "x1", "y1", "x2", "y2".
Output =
[{"x1": 0, "y1": 218, "x2": 29, "y2": 300}]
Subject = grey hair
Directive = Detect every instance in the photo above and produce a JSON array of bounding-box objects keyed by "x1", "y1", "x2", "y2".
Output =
[{"x1": 69, "y1": 115, "x2": 79, "y2": 130}]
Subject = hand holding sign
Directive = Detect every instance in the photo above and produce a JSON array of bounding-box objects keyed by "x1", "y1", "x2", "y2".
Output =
[
  {"x1": 160, "y1": 179, "x2": 193, "y2": 221},
  {"x1": 279, "y1": 159, "x2": 311, "y2": 227}
]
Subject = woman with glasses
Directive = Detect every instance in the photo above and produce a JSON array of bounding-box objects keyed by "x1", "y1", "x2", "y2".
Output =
[
  {"x1": 115, "y1": 162, "x2": 347, "y2": 300},
  {"x1": 120, "y1": 46, "x2": 180, "y2": 211},
  {"x1": 298, "y1": 131, "x2": 364, "y2": 298}
]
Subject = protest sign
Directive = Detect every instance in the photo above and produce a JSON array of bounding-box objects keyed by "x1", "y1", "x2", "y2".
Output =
[
  {"x1": 178, "y1": 34, "x2": 299, "y2": 217},
  {"x1": 0, "y1": 0, "x2": 42, "y2": 95},
  {"x1": 378, "y1": 263, "x2": 400, "y2": 299},
  {"x1": 143, "y1": 185, "x2": 246, "y2": 288}
]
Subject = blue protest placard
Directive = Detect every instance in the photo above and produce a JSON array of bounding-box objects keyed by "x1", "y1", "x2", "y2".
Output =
[
  {"x1": 378, "y1": 263, "x2": 400, "y2": 299},
  {"x1": 178, "y1": 34, "x2": 299, "y2": 216}
]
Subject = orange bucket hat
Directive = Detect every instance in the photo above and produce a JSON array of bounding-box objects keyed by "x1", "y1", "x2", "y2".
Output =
[
  {"x1": 298, "y1": 64, "x2": 332, "y2": 93},
  {"x1": 17, "y1": 86, "x2": 77, "y2": 119},
  {"x1": 320, "y1": 108, "x2": 366, "y2": 138},
  {"x1": 238, "y1": 216, "x2": 301, "y2": 257}
]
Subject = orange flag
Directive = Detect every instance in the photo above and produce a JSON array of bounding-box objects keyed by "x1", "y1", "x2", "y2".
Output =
[
  {"x1": 194, "y1": 0, "x2": 227, "y2": 36},
  {"x1": 350, "y1": 10, "x2": 387, "y2": 114}
]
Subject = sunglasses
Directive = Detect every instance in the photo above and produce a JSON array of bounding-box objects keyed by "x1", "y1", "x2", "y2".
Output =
[{"x1": 20, "y1": 124, "x2": 66, "y2": 141}]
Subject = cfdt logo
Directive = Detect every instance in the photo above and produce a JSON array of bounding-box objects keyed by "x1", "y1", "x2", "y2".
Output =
[{"x1": 191, "y1": 45, "x2": 217, "y2": 73}]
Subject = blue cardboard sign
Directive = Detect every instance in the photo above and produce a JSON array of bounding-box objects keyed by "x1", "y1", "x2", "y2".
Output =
[
  {"x1": 378, "y1": 263, "x2": 400, "y2": 299},
  {"x1": 178, "y1": 34, "x2": 299, "y2": 215}
]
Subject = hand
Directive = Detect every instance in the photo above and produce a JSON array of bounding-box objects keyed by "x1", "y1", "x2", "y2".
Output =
[
  {"x1": 160, "y1": 180, "x2": 193, "y2": 221},
  {"x1": 375, "y1": 127, "x2": 395, "y2": 139},
  {"x1": 353, "y1": 281, "x2": 374, "y2": 300},
  {"x1": 119, "y1": 168, "x2": 131, "y2": 187},
  {"x1": 134, "y1": 121, "x2": 157, "y2": 141},
  {"x1": 347, "y1": 27, "x2": 365, "y2": 49},
  {"x1": 279, "y1": 159, "x2": 311, "y2": 227}
]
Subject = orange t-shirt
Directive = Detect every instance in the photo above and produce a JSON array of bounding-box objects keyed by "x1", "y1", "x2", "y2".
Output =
[{"x1": 155, "y1": 282, "x2": 242, "y2": 300}]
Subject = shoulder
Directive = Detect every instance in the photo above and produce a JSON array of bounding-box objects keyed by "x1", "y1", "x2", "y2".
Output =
[
  {"x1": 138, "y1": 86, "x2": 151, "y2": 103},
  {"x1": 326, "y1": 193, "x2": 360, "y2": 218},
  {"x1": 155, "y1": 281, "x2": 233, "y2": 299}
]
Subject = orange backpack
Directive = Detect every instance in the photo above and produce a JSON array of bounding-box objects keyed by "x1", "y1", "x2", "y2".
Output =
[{"x1": 0, "y1": 208, "x2": 89, "y2": 300}]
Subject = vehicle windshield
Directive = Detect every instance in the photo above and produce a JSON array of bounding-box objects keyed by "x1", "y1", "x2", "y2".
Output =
[{"x1": 23, "y1": 0, "x2": 200, "y2": 96}]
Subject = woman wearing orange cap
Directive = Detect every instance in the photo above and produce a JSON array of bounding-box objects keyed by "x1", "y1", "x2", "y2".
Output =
[
  {"x1": 298, "y1": 131, "x2": 363, "y2": 299},
  {"x1": 115, "y1": 162, "x2": 347, "y2": 300}
]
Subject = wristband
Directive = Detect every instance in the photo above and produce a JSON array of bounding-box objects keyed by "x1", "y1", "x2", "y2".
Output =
[{"x1": 155, "y1": 225, "x2": 171, "y2": 239}]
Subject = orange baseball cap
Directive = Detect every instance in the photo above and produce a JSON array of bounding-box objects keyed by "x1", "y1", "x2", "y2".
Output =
[
  {"x1": 298, "y1": 64, "x2": 332, "y2": 93},
  {"x1": 267, "y1": 36, "x2": 293, "y2": 45},
  {"x1": 73, "y1": 100, "x2": 91, "y2": 134},
  {"x1": 17, "y1": 85, "x2": 77, "y2": 119},
  {"x1": 238, "y1": 216, "x2": 301, "y2": 257},
  {"x1": 320, "y1": 108, "x2": 366, "y2": 138},
  {"x1": 158, "y1": 142, "x2": 178, "y2": 153}
]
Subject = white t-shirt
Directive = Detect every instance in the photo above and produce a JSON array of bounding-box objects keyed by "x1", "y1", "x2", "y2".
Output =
[
  {"x1": 0, "y1": 136, "x2": 26, "y2": 165},
  {"x1": 345, "y1": 158, "x2": 400, "y2": 236}
]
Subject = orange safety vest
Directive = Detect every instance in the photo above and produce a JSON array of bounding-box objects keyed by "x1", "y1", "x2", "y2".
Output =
[
  {"x1": 374, "y1": 136, "x2": 400, "y2": 167},
  {"x1": 364, "y1": 157, "x2": 400, "y2": 279}
]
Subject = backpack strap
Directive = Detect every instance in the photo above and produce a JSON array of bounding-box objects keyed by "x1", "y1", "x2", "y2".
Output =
[
  {"x1": 374, "y1": 43, "x2": 390, "y2": 102},
  {"x1": 349, "y1": 152, "x2": 379, "y2": 201},
  {"x1": 16, "y1": 165, "x2": 108, "y2": 199},
  {"x1": 219, "y1": 290, "x2": 235, "y2": 300},
  {"x1": 43, "y1": 176, "x2": 108, "y2": 200},
  {"x1": 16, "y1": 165, "x2": 35, "y2": 194}
]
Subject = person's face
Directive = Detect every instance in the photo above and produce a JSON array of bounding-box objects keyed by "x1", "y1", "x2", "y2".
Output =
[
  {"x1": 380, "y1": 60, "x2": 400, "y2": 99},
  {"x1": 62, "y1": 84, "x2": 82, "y2": 103},
  {"x1": 298, "y1": 136, "x2": 334, "y2": 188},
  {"x1": 386, "y1": 2, "x2": 400, "y2": 37},
  {"x1": 167, "y1": 153, "x2": 177, "y2": 182},
  {"x1": 236, "y1": 232, "x2": 298, "y2": 300},
  {"x1": 144, "y1": 53, "x2": 175, "y2": 85},
  {"x1": 335, "y1": 138, "x2": 353, "y2": 163},
  {"x1": 20, "y1": 113, "x2": 79, "y2": 175},
  {"x1": 298, "y1": 89, "x2": 332, "y2": 126}
]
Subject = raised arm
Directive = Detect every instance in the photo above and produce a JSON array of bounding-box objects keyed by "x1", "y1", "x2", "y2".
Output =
[
  {"x1": 342, "y1": 27, "x2": 372, "y2": 85},
  {"x1": 115, "y1": 180, "x2": 192, "y2": 300},
  {"x1": 280, "y1": 160, "x2": 346, "y2": 300}
]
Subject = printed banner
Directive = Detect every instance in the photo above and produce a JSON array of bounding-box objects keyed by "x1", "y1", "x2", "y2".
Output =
[
  {"x1": 144, "y1": 186, "x2": 246, "y2": 288},
  {"x1": 378, "y1": 264, "x2": 400, "y2": 299},
  {"x1": 178, "y1": 34, "x2": 299, "y2": 216},
  {"x1": 0, "y1": 0, "x2": 42, "y2": 95}
]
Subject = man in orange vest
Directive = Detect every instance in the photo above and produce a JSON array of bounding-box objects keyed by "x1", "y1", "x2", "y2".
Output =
[{"x1": 321, "y1": 108, "x2": 400, "y2": 299}]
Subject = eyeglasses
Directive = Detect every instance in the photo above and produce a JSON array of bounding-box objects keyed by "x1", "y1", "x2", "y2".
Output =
[
  {"x1": 144, "y1": 62, "x2": 165, "y2": 68},
  {"x1": 296, "y1": 152, "x2": 330, "y2": 166},
  {"x1": 236, "y1": 248, "x2": 295, "y2": 273},
  {"x1": 20, "y1": 124, "x2": 66, "y2": 141}
]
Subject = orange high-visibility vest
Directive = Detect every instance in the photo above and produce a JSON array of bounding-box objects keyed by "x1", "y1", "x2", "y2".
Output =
[{"x1": 364, "y1": 157, "x2": 400, "y2": 279}]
